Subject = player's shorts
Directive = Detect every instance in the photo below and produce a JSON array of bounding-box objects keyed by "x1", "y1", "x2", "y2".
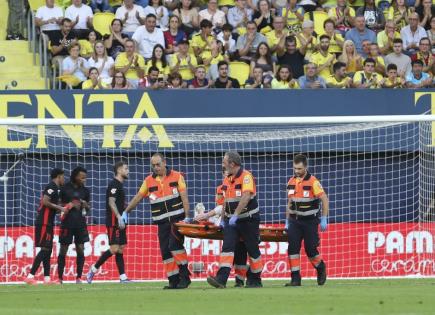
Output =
[
  {"x1": 35, "y1": 224, "x2": 54, "y2": 248},
  {"x1": 59, "y1": 226, "x2": 90, "y2": 245},
  {"x1": 107, "y1": 226, "x2": 127, "y2": 246}
]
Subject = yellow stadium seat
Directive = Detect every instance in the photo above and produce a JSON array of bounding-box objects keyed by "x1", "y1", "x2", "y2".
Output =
[
  {"x1": 304, "y1": 11, "x2": 329, "y2": 36},
  {"x1": 55, "y1": 0, "x2": 71, "y2": 9},
  {"x1": 229, "y1": 61, "x2": 250, "y2": 87},
  {"x1": 28, "y1": 0, "x2": 46, "y2": 11},
  {"x1": 178, "y1": 68, "x2": 194, "y2": 81},
  {"x1": 93, "y1": 12, "x2": 116, "y2": 36}
]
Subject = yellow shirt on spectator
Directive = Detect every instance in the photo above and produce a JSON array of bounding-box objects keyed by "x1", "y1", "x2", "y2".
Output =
[
  {"x1": 191, "y1": 33, "x2": 214, "y2": 59},
  {"x1": 145, "y1": 60, "x2": 170, "y2": 77},
  {"x1": 353, "y1": 70, "x2": 382, "y2": 88},
  {"x1": 271, "y1": 78, "x2": 300, "y2": 89},
  {"x1": 318, "y1": 33, "x2": 344, "y2": 54},
  {"x1": 310, "y1": 51, "x2": 335, "y2": 79},
  {"x1": 349, "y1": 0, "x2": 365, "y2": 8},
  {"x1": 82, "y1": 79, "x2": 109, "y2": 89},
  {"x1": 325, "y1": 75, "x2": 351, "y2": 88},
  {"x1": 281, "y1": 7, "x2": 304, "y2": 33},
  {"x1": 387, "y1": 7, "x2": 413, "y2": 31},
  {"x1": 115, "y1": 52, "x2": 145, "y2": 80},
  {"x1": 328, "y1": 6, "x2": 356, "y2": 22},
  {"x1": 296, "y1": 33, "x2": 318, "y2": 59},
  {"x1": 218, "y1": 0, "x2": 235, "y2": 6},
  {"x1": 79, "y1": 40, "x2": 94, "y2": 58},
  {"x1": 169, "y1": 54, "x2": 198, "y2": 80},
  {"x1": 383, "y1": 77, "x2": 403, "y2": 88},
  {"x1": 266, "y1": 30, "x2": 288, "y2": 51},
  {"x1": 377, "y1": 30, "x2": 401, "y2": 54},
  {"x1": 201, "y1": 51, "x2": 225, "y2": 65}
]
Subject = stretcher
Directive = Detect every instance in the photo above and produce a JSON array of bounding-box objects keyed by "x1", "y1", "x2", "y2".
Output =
[{"x1": 175, "y1": 222, "x2": 288, "y2": 242}]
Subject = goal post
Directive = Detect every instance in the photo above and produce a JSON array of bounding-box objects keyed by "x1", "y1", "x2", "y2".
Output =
[{"x1": 0, "y1": 115, "x2": 434, "y2": 283}]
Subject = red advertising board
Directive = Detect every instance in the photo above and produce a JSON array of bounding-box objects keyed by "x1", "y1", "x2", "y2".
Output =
[{"x1": 0, "y1": 223, "x2": 433, "y2": 282}]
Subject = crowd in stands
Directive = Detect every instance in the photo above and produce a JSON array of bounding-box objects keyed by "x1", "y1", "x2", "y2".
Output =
[{"x1": 31, "y1": 0, "x2": 435, "y2": 88}]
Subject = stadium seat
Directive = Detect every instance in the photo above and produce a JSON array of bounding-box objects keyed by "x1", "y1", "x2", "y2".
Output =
[
  {"x1": 229, "y1": 62, "x2": 250, "y2": 87},
  {"x1": 304, "y1": 11, "x2": 329, "y2": 36},
  {"x1": 28, "y1": 0, "x2": 46, "y2": 11},
  {"x1": 0, "y1": 41, "x2": 41, "y2": 83},
  {"x1": 93, "y1": 12, "x2": 116, "y2": 36}
]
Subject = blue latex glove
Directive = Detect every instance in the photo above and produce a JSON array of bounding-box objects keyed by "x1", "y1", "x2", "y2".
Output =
[
  {"x1": 121, "y1": 212, "x2": 128, "y2": 224},
  {"x1": 229, "y1": 216, "x2": 238, "y2": 226},
  {"x1": 184, "y1": 217, "x2": 193, "y2": 224},
  {"x1": 219, "y1": 220, "x2": 226, "y2": 229},
  {"x1": 320, "y1": 216, "x2": 328, "y2": 232},
  {"x1": 285, "y1": 220, "x2": 289, "y2": 230}
]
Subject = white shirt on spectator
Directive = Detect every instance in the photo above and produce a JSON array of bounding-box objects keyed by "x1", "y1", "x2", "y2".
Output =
[
  {"x1": 400, "y1": 25, "x2": 427, "y2": 50},
  {"x1": 62, "y1": 57, "x2": 89, "y2": 82},
  {"x1": 198, "y1": 9, "x2": 226, "y2": 28},
  {"x1": 65, "y1": 4, "x2": 93, "y2": 30},
  {"x1": 35, "y1": 5, "x2": 64, "y2": 32},
  {"x1": 132, "y1": 26, "x2": 165, "y2": 59},
  {"x1": 116, "y1": 4, "x2": 145, "y2": 33},
  {"x1": 216, "y1": 32, "x2": 236, "y2": 53},
  {"x1": 143, "y1": 6, "x2": 169, "y2": 31},
  {"x1": 88, "y1": 56, "x2": 115, "y2": 83}
]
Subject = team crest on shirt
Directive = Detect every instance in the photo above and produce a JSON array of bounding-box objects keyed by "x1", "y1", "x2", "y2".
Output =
[
  {"x1": 236, "y1": 190, "x2": 242, "y2": 197},
  {"x1": 47, "y1": 189, "x2": 53, "y2": 195},
  {"x1": 111, "y1": 188, "x2": 117, "y2": 194},
  {"x1": 243, "y1": 176, "x2": 251, "y2": 184},
  {"x1": 303, "y1": 191, "x2": 310, "y2": 197}
]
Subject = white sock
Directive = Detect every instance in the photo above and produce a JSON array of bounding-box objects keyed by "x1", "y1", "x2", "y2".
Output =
[
  {"x1": 27, "y1": 274, "x2": 34, "y2": 279},
  {"x1": 120, "y1": 274, "x2": 127, "y2": 281},
  {"x1": 91, "y1": 265, "x2": 98, "y2": 273},
  {"x1": 44, "y1": 276, "x2": 50, "y2": 282}
]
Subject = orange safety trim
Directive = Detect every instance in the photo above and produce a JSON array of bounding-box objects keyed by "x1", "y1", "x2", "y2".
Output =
[
  {"x1": 249, "y1": 256, "x2": 263, "y2": 273},
  {"x1": 171, "y1": 249, "x2": 188, "y2": 265},
  {"x1": 163, "y1": 258, "x2": 179, "y2": 277},
  {"x1": 309, "y1": 255, "x2": 322, "y2": 268}
]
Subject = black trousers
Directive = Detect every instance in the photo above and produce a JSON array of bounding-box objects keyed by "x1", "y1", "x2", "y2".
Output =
[{"x1": 287, "y1": 217, "x2": 320, "y2": 258}]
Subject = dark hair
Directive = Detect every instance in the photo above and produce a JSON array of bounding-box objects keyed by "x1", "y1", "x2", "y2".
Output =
[
  {"x1": 146, "y1": 13, "x2": 157, "y2": 20},
  {"x1": 386, "y1": 63, "x2": 398, "y2": 71},
  {"x1": 151, "y1": 0, "x2": 163, "y2": 5},
  {"x1": 70, "y1": 166, "x2": 87, "y2": 184},
  {"x1": 246, "y1": 21, "x2": 257, "y2": 28},
  {"x1": 200, "y1": 19, "x2": 213, "y2": 29},
  {"x1": 333, "y1": 61, "x2": 346, "y2": 73},
  {"x1": 276, "y1": 64, "x2": 292, "y2": 81},
  {"x1": 217, "y1": 60, "x2": 229, "y2": 69},
  {"x1": 88, "y1": 67, "x2": 99, "y2": 77},
  {"x1": 293, "y1": 154, "x2": 307, "y2": 166},
  {"x1": 225, "y1": 151, "x2": 242, "y2": 166},
  {"x1": 319, "y1": 34, "x2": 330, "y2": 42},
  {"x1": 50, "y1": 168, "x2": 64, "y2": 179},
  {"x1": 61, "y1": 18, "x2": 72, "y2": 25},
  {"x1": 412, "y1": 59, "x2": 424, "y2": 66},
  {"x1": 151, "y1": 44, "x2": 167, "y2": 68},
  {"x1": 125, "y1": 38, "x2": 135, "y2": 46},
  {"x1": 323, "y1": 18, "x2": 335, "y2": 29},
  {"x1": 148, "y1": 65, "x2": 160, "y2": 74},
  {"x1": 256, "y1": 0, "x2": 270, "y2": 11},
  {"x1": 111, "y1": 71, "x2": 127, "y2": 88},
  {"x1": 222, "y1": 23, "x2": 233, "y2": 32},
  {"x1": 114, "y1": 161, "x2": 127, "y2": 175},
  {"x1": 419, "y1": 37, "x2": 430, "y2": 45},
  {"x1": 254, "y1": 42, "x2": 273, "y2": 66},
  {"x1": 285, "y1": 35, "x2": 296, "y2": 44},
  {"x1": 111, "y1": 18, "x2": 123, "y2": 28},
  {"x1": 178, "y1": 0, "x2": 193, "y2": 10},
  {"x1": 363, "y1": 57, "x2": 376, "y2": 66},
  {"x1": 393, "y1": 38, "x2": 403, "y2": 44},
  {"x1": 168, "y1": 71, "x2": 182, "y2": 83}
]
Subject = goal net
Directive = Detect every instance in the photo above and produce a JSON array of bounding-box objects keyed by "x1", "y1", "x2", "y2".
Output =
[{"x1": 0, "y1": 117, "x2": 434, "y2": 283}]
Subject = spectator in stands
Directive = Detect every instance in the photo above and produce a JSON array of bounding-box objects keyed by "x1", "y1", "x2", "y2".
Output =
[
  {"x1": 252, "y1": 0, "x2": 274, "y2": 34},
  {"x1": 250, "y1": 42, "x2": 276, "y2": 83},
  {"x1": 139, "y1": 66, "x2": 165, "y2": 89},
  {"x1": 114, "y1": 39, "x2": 145, "y2": 88},
  {"x1": 90, "y1": 0, "x2": 112, "y2": 13},
  {"x1": 309, "y1": 34, "x2": 336, "y2": 79},
  {"x1": 132, "y1": 14, "x2": 165, "y2": 59},
  {"x1": 164, "y1": 15, "x2": 187, "y2": 55},
  {"x1": 88, "y1": 40, "x2": 115, "y2": 84},
  {"x1": 245, "y1": 66, "x2": 266, "y2": 88},
  {"x1": 167, "y1": 71, "x2": 184, "y2": 88},
  {"x1": 82, "y1": 67, "x2": 109, "y2": 89},
  {"x1": 401, "y1": 12, "x2": 427, "y2": 53},
  {"x1": 144, "y1": 0, "x2": 170, "y2": 30},
  {"x1": 298, "y1": 62, "x2": 327, "y2": 88},
  {"x1": 35, "y1": 0, "x2": 64, "y2": 36},
  {"x1": 328, "y1": 0, "x2": 355, "y2": 36},
  {"x1": 203, "y1": 39, "x2": 228, "y2": 66},
  {"x1": 163, "y1": 0, "x2": 180, "y2": 11},
  {"x1": 80, "y1": 30, "x2": 98, "y2": 58},
  {"x1": 61, "y1": 42, "x2": 89, "y2": 88},
  {"x1": 271, "y1": 64, "x2": 300, "y2": 89},
  {"x1": 377, "y1": 20, "x2": 401, "y2": 55},
  {"x1": 212, "y1": 61, "x2": 241, "y2": 88},
  {"x1": 326, "y1": 61, "x2": 353, "y2": 88},
  {"x1": 281, "y1": 0, "x2": 304, "y2": 34},
  {"x1": 428, "y1": 16, "x2": 435, "y2": 51},
  {"x1": 411, "y1": 37, "x2": 434, "y2": 74},
  {"x1": 65, "y1": 0, "x2": 94, "y2": 39},
  {"x1": 381, "y1": 63, "x2": 405, "y2": 88},
  {"x1": 406, "y1": 59, "x2": 433, "y2": 87},
  {"x1": 338, "y1": 40, "x2": 363, "y2": 75},
  {"x1": 387, "y1": 0, "x2": 411, "y2": 31},
  {"x1": 356, "y1": 0, "x2": 385, "y2": 31},
  {"x1": 111, "y1": 71, "x2": 132, "y2": 89},
  {"x1": 217, "y1": 24, "x2": 237, "y2": 57},
  {"x1": 173, "y1": 0, "x2": 200, "y2": 37},
  {"x1": 277, "y1": 35, "x2": 305, "y2": 79},
  {"x1": 368, "y1": 43, "x2": 386, "y2": 75},
  {"x1": 416, "y1": 0, "x2": 435, "y2": 30},
  {"x1": 169, "y1": 40, "x2": 198, "y2": 81},
  {"x1": 135, "y1": 0, "x2": 150, "y2": 7},
  {"x1": 146, "y1": 44, "x2": 170, "y2": 78},
  {"x1": 323, "y1": 19, "x2": 344, "y2": 56},
  {"x1": 6, "y1": 0, "x2": 25, "y2": 40},
  {"x1": 353, "y1": 57, "x2": 382, "y2": 88},
  {"x1": 188, "y1": 66, "x2": 210, "y2": 88},
  {"x1": 345, "y1": 15, "x2": 376, "y2": 55},
  {"x1": 297, "y1": 20, "x2": 317, "y2": 59},
  {"x1": 385, "y1": 38, "x2": 412, "y2": 76},
  {"x1": 199, "y1": 0, "x2": 226, "y2": 31},
  {"x1": 266, "y1": 16, "x2": 287, "y2": 55},
  {"x1": 360, "y1": 39, "x2": 372, "y2": 58},
  {"x1": 50, "y1": 18, "x2": 78, "y2": 67},
  {"x1": 104, "y1": 19, "x2": 128, "y2": 59},
  {"x1": 191, "y1": 19, "x2": 214, "y2": 61},
  {"x1": 228, "y1": 0, "x2": 253, "y2": 34},
  {"x1": 236, "y1": 21, "x2": 267, "y2": 62},
  {"x1": 115, "y1": 0, "x2": 146, "y2": 37}
]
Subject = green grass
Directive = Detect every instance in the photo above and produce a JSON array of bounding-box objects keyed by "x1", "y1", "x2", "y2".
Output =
[{"x1": 0, "y1": 279, "x2": 433, "y2": 315}]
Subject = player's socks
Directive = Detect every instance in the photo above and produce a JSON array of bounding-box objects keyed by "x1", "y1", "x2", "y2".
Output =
[
  {"x1": 115, "y1": 253, "x2": 125, "y2": 275},
  {"x1": 95, "y1": 250, "x2": 112, "y2": 269},
  {"x1": 42, "y1": 250, "x2": 52, "y2": 277},
  {"x1": 76, "y1": 253, "x2": 85, "y2": 279},
  {"x1": 29, "y1": 250, "x2": 46, "y2": 275},
  {"x1": 57, "y1": 254, "x2": 66, "y2": 281}
]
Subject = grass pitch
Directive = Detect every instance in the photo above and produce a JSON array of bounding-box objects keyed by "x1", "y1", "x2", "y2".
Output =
[{"x1": 0, "y1": 279, "x2": 433, "y2": 315}]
